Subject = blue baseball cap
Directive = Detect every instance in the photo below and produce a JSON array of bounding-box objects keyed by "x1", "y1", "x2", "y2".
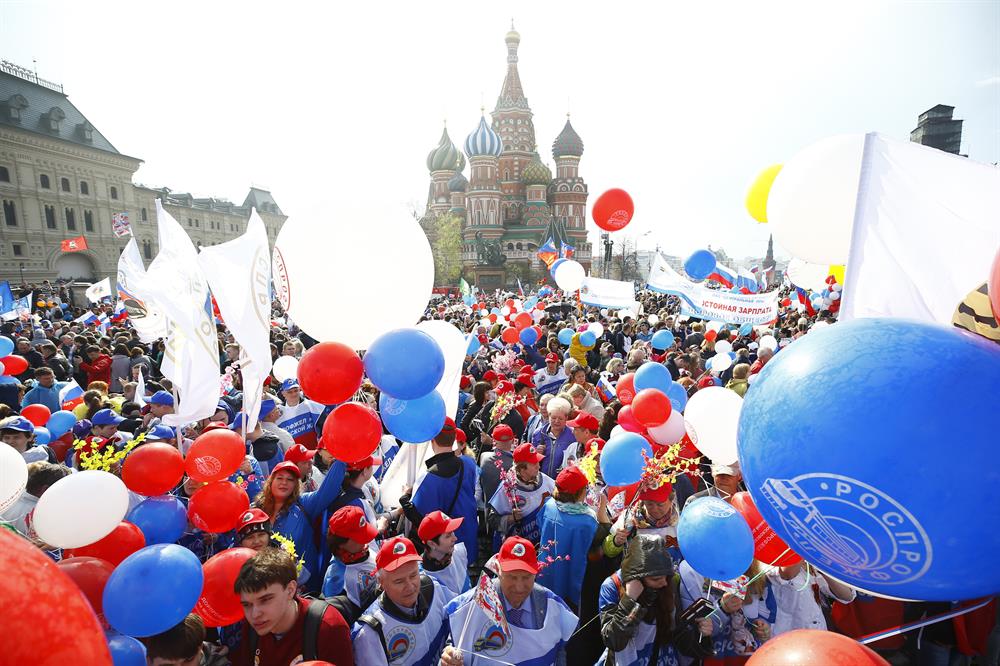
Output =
[
  {"x1": 0, "y1": 416, "x2": 34, "y2": 433},
  {"x1": 149, "y1": 391, "x2": 174, "y2": 406},
  {"x1": 229, "y1": 413, "x2": 248, "y2": 433},
  {"x1": 258, "y1": 398, "x2": 278, "y2": 421},
  {"x1": 145, "y1": 425, "x2": 176, "y2": 441},
  {"x1": 215, "y1": 401, "x2": 235, "y2": 424},
  {"x1": 92, "y1": 408, "x2": 125, "y2": 427},
  {"x1": 280, "y1": 379, "x2": 299, "y2": 392}
]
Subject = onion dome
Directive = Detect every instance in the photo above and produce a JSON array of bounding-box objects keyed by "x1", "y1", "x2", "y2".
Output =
[
  {"x1": 448, "y1": 170, "x2": 468, "y2": 192},
  {"x1": 552, "y1": 117, "x2": 584, "y2": 158},
  {"x1": 521, "y1": 153, "x2": 551, "y2": 186},
  {"x1": 464, "y1": 115, "x2": 503, "y2": 158},
  {"x1": 426, "y1": 126, "x2": 461, "y2": 172},
  {"x1": 505, "y1": 27, "x2": 521, "y2": 45}
]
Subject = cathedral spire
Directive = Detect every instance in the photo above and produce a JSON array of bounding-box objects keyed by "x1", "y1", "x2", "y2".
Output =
[
  {"x1": 496, "y1": 24, "x2": 528, "y2": 112},
  {"x1": 764, "y1": 233, "x2": 775, "y2": 268}
]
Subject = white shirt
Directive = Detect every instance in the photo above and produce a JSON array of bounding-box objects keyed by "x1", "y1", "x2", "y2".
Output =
[{"x1": 767, "y1": 567, "x2": 855, "y2": 636}]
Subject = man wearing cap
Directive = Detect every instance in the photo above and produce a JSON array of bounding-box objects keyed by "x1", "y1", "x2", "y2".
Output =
[
  {"x1": 487, "y1": 442, "x2": 554, "y2": 548},
  {"x1": 563, "y1": 411, "x2": 600, "y2": 469},
  {"x1": 684, "y1": 462, "x2": 743, "y2": 508},
  {"x1": 418, "y1": 510, "x2": 470, "y2": 596},
  {"x1": 533, "y1": 352, "x2": 568, "y2": 396},
  {"x1": 476, "y1": 424, "x2": 515, "y2": 524},
  {"x1": 285, "y1": 443, "x2": 323, "y2": 492},
  {"x1": 276, "y1": 379, "x2": 325, "y2": 449},
  {"x1": 323, "y1": 505, "x2": 380, "y2": 614},
  {"x1": 91, "y1": 408, "x2": 134, "y2": 446},
  {"x1": 1, "y1": 415, "x2": 56, "y2": 463},
  {"x1": 144, "y1": 390, "x2": 175, "y2": 428},
  {"x1": 259, "y1": 396, "x2": 296, "y2": 453},
  {"x1": 441, "y1": 536, "x2": 578, "y2": 666},
  {"x1": 351, "y1": 536, "x2": 454, "y2": 666}
]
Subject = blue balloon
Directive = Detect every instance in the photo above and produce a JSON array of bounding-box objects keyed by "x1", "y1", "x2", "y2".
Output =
[
  {"x1": 739, "y1": 322, "x2": 754, "y2": 336},
  {"x1": 103, "y1": 544, "x2": 203, "y2": 637},
  {"x1": 127, "y1": 496, "x2": 187, "y2": 545},
  {"x1": 0, "y1": 375, "x2": 17, "y2": 385},
  {"x1": 519, "y1": 327, "x2": 539, "y2": 346},
  {"x1": 107, "y1": 633, "x2": 146, "y2": 666},
  {"x1": 678, "y1": 497, "x2": 754, "y2": 580},
  {"x1": 579, "y1": 330, "x2": 597, "y2": 347},
  {"x1": 46, "y1": 409, "x2": 76, "y2": 438},
  {"x1": 364, "y1": 328, "x2": 445, "y2": 400},
  {"x1": 557, "y1": 328, "x2": 574, "y2": 345},
  {"x1": 665, "y1": 381, "x2": 688, "y2": 413},
  {"x1": 600, "y1": 433, "x2": 654, "y2": 486},
  {"x1": 32, "y1": 426, "x2": 51, "y2": 445},
  {"x1": 378, "y1": 391, "x2": 446, "y2": 443},
  {"x1": 467, "y1": 335, "x2": 481, "y2": 355},
  {"x1": 684, "y1": 249, "x2": 717, "y2": 280},
  {"x1": 0, "y1": 336, "x2": 13, "y2": 358},
  {"x1": 633, "y1": 361, "x2": 672, "y2": 394},
  {"x1": 463, "y1": 295, "x2": 474, "y2": 306},
  {"x1": 651, "y1": 329, "x2": 675, "y2": 350},
  {"x1": 524, "y1": 297, "x2": 538, "y2": 309},
  {"x1": 739, "y1": 318, "x2": 1000, "y2": 601}
]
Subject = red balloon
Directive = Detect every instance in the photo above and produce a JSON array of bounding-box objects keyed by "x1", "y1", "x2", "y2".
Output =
[
  {"x1": 616, "y1": 405, "x2": 643, "y2": 433},
  {"x1": 189, "y1": 481, "x2": 249, "y2": 533},
  {"x1": 193, "y1": 547, "x2": 257, "y2": 627},
  {"x1": 731, "y1": 492, "x2": 802, "y2": 567},
  {"x1": 185, "y1": 429, "x2": 246, "y2": 482},
  {"x1": 592, "y1": 188, "x2": 635, "y2": 232},
  {"x1": 704, "y1": 329, "x2": 718, "y2": 343},
  {"x1": 477, "y1": 302, "x2": 486, "y2": 310},
  {"x1": 56, "y1": 556, "x2": 115, "y2": 628},
  {"x1": 487, "y1": 313, "x2": 498, "y2": 324},
  {"x1": 781, "y1": 297, "x2": 792, "y2": 307},
  {"x1": 1, "y1": 354, "x2": 28, "y2": 376},
  {"x1": 505, "y1": 299, "x2": 516, "y2": 309},
  {"x1": 122, "y1": 443, "x2": 184, "y2": 496},
  {"x1": 500, "y1": 327, "x2": 519, "y2": 344},
  {"x1": 322, "y1": 402, "x2": 381, "y2": 463},
  {"x1": 513, "y1": 312, "x2": 533, "y2": 330},
  {"x1": 616, "y1": 373, "x2": 637, "y2": 405},
  {"x1": 21, "y1": 403, "x2": 51, "y2": 427},
  {"x1": 64, "y1": 521, "x2": 146, "y2": 566},
  {"x1": 535, "y1": 302, "x2": 545, "y2": 311},
  {"x1": 530, "y1": 325, "x2": 543, "y2": 339},
  {"x1": 0, "y1": 529, "x2": 112, "y2": 664},
  {"x1": 746, "y1": 629, "x2": 888, "y2": 665},
  {"x1": 297, "y1": 341, "x2": 364, "y2": 405},
  {"x1": 990, "y1": 246, "x2": 1000, "y2": 321},
  {"x1": 630, "y1": 389, "x2": 672, "y2": 427}
]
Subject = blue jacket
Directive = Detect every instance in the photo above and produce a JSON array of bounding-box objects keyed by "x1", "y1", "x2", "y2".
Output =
[
  {"x1": 536, "y1": 497, "x2": 597, "y2": 611},
  {"x1": 412, "y1": 452, "x2": 479, "y2": 563},
  {"x1": 531, "y1": 424, "x2": 577, "y2": 479},
  {"x1": 21, "y1": 382, "x2": 65, "y2": 413}
]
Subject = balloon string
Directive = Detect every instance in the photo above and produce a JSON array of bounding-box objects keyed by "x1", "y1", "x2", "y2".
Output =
[{"x1": 796, "y1": 564, "x2": 812, "y2": 592}]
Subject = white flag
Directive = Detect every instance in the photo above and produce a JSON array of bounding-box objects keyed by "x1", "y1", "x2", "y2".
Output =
[
  {"x1": 580, "y1": 276, "x2": 639, "y2": 309},
  {"x1": 135, "y1": 368, "x2": 147, "y2": 407},
  {"x1": 85, "y1": 277, "x2": 111, "y2": 303},
  {"x1": 145, "y1": 200, "x2": 221, "y2": 426},
  {"x1": 197, "y1": 209, "x2": 272, "y2": 432},
  {"x1": 117, "y1": 239, "x2": 168, "y2": 343}
]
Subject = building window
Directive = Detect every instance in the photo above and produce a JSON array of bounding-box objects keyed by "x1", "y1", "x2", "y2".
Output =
[
  {"x1": 195, "y1": 219, "x2": 200, "y2": 228},
  {"x1": 80, "y1": 181, "x2": 89, "y2": 195},
  {"x1": 12, "y1": 243, "x2": 23, "y2": 256},
  {"x1": 40, "y1": 174, "x2": 50, "y2": 189},
  {"x1": 141, "y1": 207, "x2": 147, "y2": 222},
  {"x1": 110, "y1": 186, "x2": 118, "y2": 200},
  {"x1": 84, "y1": 210, "x2": 94, "y2": 232},
  {"x1": 44, "y1": 205, "x2": 56, "y2": 229},
  {"x1": 65, "y1": 208, "x2": 76, "y2": 230},
  {"x1": 2, "y1": 200, "x2": 16, "y2": 226},
  {"x1": 0, "y1": 166, "x2": 9, "y2": 182},
  {"x1": 61, "y1": 177, "x2": 70, "y2": 192}
]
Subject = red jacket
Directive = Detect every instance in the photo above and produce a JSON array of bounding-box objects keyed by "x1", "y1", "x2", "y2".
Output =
[
  {"x1": 79, "y1": 354, "x2": 112, "y2": 386},
  {"x1": 233, "y1": 596, "x2": 354, "y2": 666}
]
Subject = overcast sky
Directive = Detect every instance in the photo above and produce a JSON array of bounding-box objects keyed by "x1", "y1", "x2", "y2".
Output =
[{"x1": 2, "y1": 0, "x2": 998, "y2": 260}]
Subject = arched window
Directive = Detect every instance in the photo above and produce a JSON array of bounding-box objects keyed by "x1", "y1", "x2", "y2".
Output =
[
  {"x1": 0, "y1": 166, "x2": 9, "y2": 182},
  {"x1": 65, "y1": 208, "x2": 76, "y2": 230},
  {"x1": 61, "y1": 177, "x2": 70, "y2": 192},
  {"x1": 40, "y1": 174, "x2": 50, "y2": 189},
  {"x1": 110, "y1": 186, "x2": 118, "y2": 200},
  {"x1": 516, "y1": 243, "x2": 523, "y2": 250},
  {"x1": 80, "y1": 181, "x2": 89, "y2": 195},
  {"x1": 84, "y1": 210, "x2": 94, "y2": 232},
  {"x1": 44, "y1": 205, "x2": 56, "y2": 229},
  {"x1": 142, "y1": 240, "x2": 152, "y2": 260}
]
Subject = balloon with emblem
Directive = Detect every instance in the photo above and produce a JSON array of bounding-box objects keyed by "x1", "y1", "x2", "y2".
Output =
[{"x1": 592, "y1": 188, "x2": 635, "y2": 232}]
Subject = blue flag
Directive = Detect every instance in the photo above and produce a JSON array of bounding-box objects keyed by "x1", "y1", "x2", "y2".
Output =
[{"x1": 0, "y1": 281, "x2": 14, "y2": 313}]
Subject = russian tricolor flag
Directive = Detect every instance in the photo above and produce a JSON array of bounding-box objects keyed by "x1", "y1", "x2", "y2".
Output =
[
  {"x1": 596, "y1": 376, "x2": 616, "y2": 403},
  {"x1": 59, "y1": 380, "x2": 84, "y2": 410},
  {"x1": 796, "y1": 286, "x2": 816, "y2": 316},
  {"x1": 708, "y1": 263, "x2": 736, "y2": 288},
  {"x1": 112, "y1": 302, "x2": 128, "y2": 323},
  {"x1": 737, "y1": 267, "x2": 760, "y2": 294}
]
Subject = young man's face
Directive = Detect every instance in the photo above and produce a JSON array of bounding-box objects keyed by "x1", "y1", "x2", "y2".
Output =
[
  {"x1": 1, "y1": 431, "x2": 30, "y2": 452},
  {"x1": 92, "y1": 424, "x2": 117, "y2": 439},
  {"x1": 240, "y1": 581, "x2": 296, "y2": 636},
  {"x1": 37, "y1": 373, "x2": 55, "y2": 388},
  {"x1": 379, "y1": 561, "x2": 422, "y2": 608},
  {"x1": 151, "y1": 404, "x2": 173, "y2": 417},
  {"x1": 148, "y1": 646, "x2": 203, "y2": 666},
  {"x1": 427, "y1": 531, "x2": 458, "y2": 559}
]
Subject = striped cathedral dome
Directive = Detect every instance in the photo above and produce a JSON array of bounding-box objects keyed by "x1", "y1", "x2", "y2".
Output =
[
  {"x1": 426, "y1": 127, "x2": 462, "y2": 172},
  {"x1": 521, "y1": 153, "x2": 551, "y2": 185},
  {"x1": 464, "y1": 115, "x2": 503, "y2": 158},
  {"x1": 448, "y1": 170, "x2": 468, "y2": 192}
]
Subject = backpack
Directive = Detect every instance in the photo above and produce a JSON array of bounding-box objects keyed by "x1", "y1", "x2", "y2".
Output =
[{"x1": 245, "y1": 598, "x2": 331, "y2": 665}]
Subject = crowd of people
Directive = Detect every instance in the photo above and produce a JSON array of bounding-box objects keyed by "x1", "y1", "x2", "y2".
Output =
[{"x1": 1, "y1": 278, "x2": 997, "y2": 666}]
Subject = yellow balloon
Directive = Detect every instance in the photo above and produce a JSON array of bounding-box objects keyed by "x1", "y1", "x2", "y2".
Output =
[
  {"x1": 745, "y1": 164, "x2": 783, "y2": 223},
  {"x1": 828, "y1": 264, "x2": 846, "y2": 284}
]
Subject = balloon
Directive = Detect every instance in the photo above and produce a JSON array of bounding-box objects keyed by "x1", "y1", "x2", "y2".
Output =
[
  {"x1": 588, "y1": 321, "x2": 605, "y2": 338},
  {"x1": 745, "y1": 164, "x2": 783, "y2": 223},
  {"x1": 500, "y1": 327, "x2": 519, "y2": 344},
  {"x1": 271, "y1": 355, "x2": 299, "y2": 382},
  {"x1": 46, "y1": 409, "x2": 77, "y2": 438},
  {"x1": 128, "y1": 495, "x2": 188, "y2": 545},
  {"x1": 57, "y1": 556, "x2": 115, "y2": 626},
  {"x1": 188, "y1": 481, "x2": 250, "y2": 533},
  {"x1": 193, "y1": 547, "x2": 258, "y2": 627},
  {"x1": 415, "y1": 319, "x2": 471, "y2": 429},
  {"x1": 323, "y1": 402, "x2": 381, "y2": 463},
  {"x1": 32, "y1": 425, "x2": 51, "y2": 444},
  {"x1": 677, "y1": 496, "x2": 754, "y2": 581},
  {"x1": 786, "y1": 258, "x2": 831, "y2": 292},
  {"x1": 829, "y1": 264, "x2": 846, "y2": 285},
  {"x1": 0, "y1": 443, "x2": 27, "y2": 513},
  {"x1": 683, "y1": 250, "x2": 716, "y2": 280},
  {"x1": 731, "y1": 492, "x2": 802, "y2": 567},
  {"x1": 714, "y1": 340, "x2": 733, "y2": 355},
  {"x1": 746, "y1": 629, "x2": 889, "y2": 665},
  {"x1": 185, "y1": 429, "x2": 245, "y2": 483},
  {"x1": 272, "y1": 211, "x2": 433, "y2": 350},
  {"x1": 103, "y1": 544, "x2": 204, "y2": 637},
  {"x1": 21, "y1": 403, "x2": 51, "y2": 427},
  {"x1": 609, "y1": 425, "x2": 626, "y2": 440},
  {"x1": 34, "y1": 470, "x2": 129, "y2": 549},
  {"x1": 553, "y1": 260, "x2": 586, "y2": 292},
  {"x1": 616, "y1": 373, "x2": 636, "y2": 405},
  {"x1": 107, "y1": 634, "x2": 147, "y2": 666},
  {"x1": 592, "y1": 188, "x2": 634, "y2": 232},
  {"x1": 1, "y1": 354, "x2": 28, "y2": 375},
  {"x1": 122, "y1": 443, "x2": 184, "y2": 496},
  {"x1": 704, "y1": 329, "x2": 717, "y2": 343},
  {"x1": 710, "y1": 353, "x2": 732, "y2": 373},
  {"x1": 767, "y1": 134, "x2": 865, "y2": 264},
  {"x1": 665, "y1": 381, "x2": 688, "y2": 413},
  {"x1": 364, "y1": 328, "x2": 444, "y2": 400},
  {"x1": 738, "y1": 322, "x2": 754, "y2": 336},
  {"x1": 557, "y1": 328, "x2": 573, "y2": 345},
  {"x1": 297, "y1": 341, "x2": 364, "y2": 405},
  {"x1": 579, "y1": 330, "x2": 597, "y2": 347},
  {"x1": 650, "y1": 329, "x2": 674, "y2": 350},
  {"x1": 65, "y1": 521, "x2": 146, "y2": 566},
  {"x1": 0, "y1": 335, "x2": 13, "y2": 357},
  {"x1": 683, "y1": 387, "x2": 742, "y2": 465},
  {"x1": 739, "y1": 318, "x2": 1000, "y2": 601},
  {"x1": 990, "y1": 246, "x2": 1000, "y2": 320},
  {"x1": 0, "y1": 529, "x2": 113, "y2": 664},
  {"x1": 758, "y1": 334, "x2": 777, "y2": 352},
  {"x1": 487, "y1": 313, "x2": 498, "y2": 324},
  {"x1": 616, "y1": 405, "x2": 643, "y2": 433},
  {"x1": 513, "y1": 312, "x2": 532, "y2": 330},
  {"x1": 548, "y1": 258, "x2": 566, "y2": 277},
  {"x1": 379, "y1": 391, "x2": 446, "y2": 443},
  {"x1": 600, "y1": 433, "x2": 654, "y2": 486},
  {"x1": 518, "y1": 327, "x2": 538, "y2": 346},
  {"x1": 647, "y1": 409, "x2": 686, "y2": 445},
  {"x1": 630, "y1": 389, "x2": 672, "y2": 427},
  {"x1": 633, "y1": 361, "x2": 671, "y2": 394}
]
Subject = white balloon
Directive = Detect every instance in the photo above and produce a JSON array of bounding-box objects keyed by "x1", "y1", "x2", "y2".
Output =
[
  {"x1": 710, "y1": 353, "x2": 732, "y2": 373},
  {"x1": 706, "y1": 320, "x2": 723, "y2": 332},
  {"x1": 415, "y1": 320, "x2": 469, "y2": 421},
  {"x1": 831, "y1": 283, "x2": 843, "y2": 292},
  {"x1": 588, "y1": 322, "x2": 605, "y2": 338},
  {"x1": 33, "y1": 470, "x2": 129, "y2": 549},
  {"x1": 532, "y1": 310, "x2": 544, "y2": 322},
  {"x1": 714, "y1": 340, "x2": 733, "y2": 355},
  {"x1": 609, "y1": 425, "x2": 626, "y2": 440},
  {"x1": 500, "y1": 306, "x2": 511, "y2": 317},
  {"x1": 786, "y1": 258, "x2": 832, "y2": 293},
  {"x1": 759, "y1": 334, "x2": 778, "y2": 351},
  {"x1": 271, "y1": 355, "x2": 299, "y2": 382},
  {"x1": 830, "y1": 291, "x2": 841, "y2": 301},
  {"x1": 600, "y1": 309, "x2": 609, "y2": 317},
  {"x1": 747, "y1": 372, "x2": 760, "y2": 385},
  {"x1": 648, "y1": 409, "x2": 686, "y2": 445},
  {"x1": 479, "y1": 318, "x2": 490, "y2": 328},
  {"x1": 647, "y1": 314, "x2": 659, "y2": 325},
  {"x1": 618, "y1": 309, "x2": 636, "y2": 321},
  {"x1": 683, "y1": 387, "x2": 743, "y2": 465},
  {"x1": 513, "y1": 300, "x2": 523, "y2": 311},
  {"x1": 553, "y1": 260, "x2": 586, "y2": 292},
  {"x1": 811, "y1": 321, "x2": 830, "y2": 330},
  {"x1": 767, "y1": 134, "x2": 865, "y2": 265},
  {"x1": 0, "y1": 444, "x2": 27, "y2": 513},
  {"x1": 272, "y1": 212, "x2": 433, "y2": 349}
]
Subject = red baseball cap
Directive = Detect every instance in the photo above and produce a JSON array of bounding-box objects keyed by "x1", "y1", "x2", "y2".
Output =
[
  {"x1": 269, "y1": 461, "x2": 302, "y2": 478},
  {"x1": 236, "y1": 508, "x2": 270, "y2": 535},
  {"x1": 492, "y1": 424, "x2": 514, "y2": 442},
  {"x1": 347, "y1": 454, "x2": 383, "y2": 471},
  {"x1": 697, "y1": 376, "x2": 718, "y2": 389},
  {"x1": 515, "y1": 373, "x2": 535, "y2": 388},
  {"x1": 566, "y1": 412, "x2": 600, "y2": 431},
  {"x1": 455, "y1": 428, "x2": 467, "y2": 444},
  {"x1": 497, "y1": 536, "x2": 538, "y2": 574},
  {"x1": 483, "y1": 370, "x2": 498, "y2": 382},
  {"x1": 512, "y1": 443, "x2": 544, "y2": 464},
  {"x1": 478, "y1": 334, "x2": 489, "y2": 345},
  {"x1": 284, "y1": 443, "x2": 316, "y2": 464},
  {"x1": 556, "y1": 465, "x2": 589, "y2": 494},
  {"x1": 639, "y1": 482, "x2": 673, "y2": 503},
  {"x1": 417, "y1": 510, "x2": 465, "y2": 542},
  {"x1": 545, "y1": 353, "x2": 560, "y2": 363},
  {"x1": 440, "y1": 416, "x2": 456, "y2": 433},
  {"x1": 460, "y1": 375, "x2": 473, "y2": 390},
  {"x1": 495, "y1": 380, "x2": 514, "y2": 395},
  {"x1": 376, "y1": 536, "x2": 422, "y2": 572},
  {"x1": 328, "y1": 505, "x2": 378, "y2": 544}
]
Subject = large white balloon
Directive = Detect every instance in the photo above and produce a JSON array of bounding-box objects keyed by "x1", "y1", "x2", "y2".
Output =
[
  {"x1": 648, "y1": 409, "x2": 686, "y2": 445},
  {"x1": 767, "y1": 134, "x2": 865, "y2": 265},
  {"x1": 683, "y1": 387, "x2": 743, "y2": 465},
  {"x1": 710, "y1": 353, "x2": 733, "y2": 373},
  {"x1": 271, "y1": 355, "x2": 299, "y2": 383},
  {"x1": 33, "y1": 470, "x2": 129, "y2": 549},
  {"x1": 758, "y1": 334, "x2": 778, "y2": 351},
  {"x1": 588, "y1": 322, "x2": 605, "y2": 338},
  {"x1": 553, "y1": 260, "x2": 586, "y2": 292},
  {"x1": 786, "y1": 258, "x2": 831, "y2": 293},
  {"x1": 415, "y1": 320, "x2": 468, "y2": 420},
  {"x1": 0, "y1": 444, "x2": 27, "y2": 513},
  {"x1": 272, "y1": 212, "x2": 433, "y2": 349},
  {"x1": 714, "y1": 340, "x2": 733, "y2": 356}
]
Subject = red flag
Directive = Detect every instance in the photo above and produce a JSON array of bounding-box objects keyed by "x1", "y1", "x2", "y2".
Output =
[{"x1": 61, "y1": 236, "x2": 88, "y2": 253}]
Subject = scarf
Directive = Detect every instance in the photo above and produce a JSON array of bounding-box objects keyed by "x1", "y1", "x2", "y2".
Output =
[{"x1": 556, "y1": 500, "x2": 596, "y2": 517}]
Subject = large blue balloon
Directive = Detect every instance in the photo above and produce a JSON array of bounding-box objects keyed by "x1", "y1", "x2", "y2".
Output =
[
  {"x1": 684, "y1": 249, "x2": 717, "y2": 280},
  {"x1": 651, "y1": 330, "x2": 675, "y2": 350},
  {"x1": 46, "y1": 409, "x2": 77, "y2": 438},
  {"x1": 364, "y1": 328, "x2": 445, "y2": 400},
  {"x1": 32, "y1": 426, "x2": 51, "y2": 445},
  {"x1": 600, "y1": 433, "x2": 654, "y2": 486},
  {"x1": 0, "y1": 375, "x2": 17, "y2": 385},
  {"x1": 633, "y1": 361, "x2": 672, "y2": 394},
  {"x1": 127, "y1": 496, "x2": 187, "y2": 545},
  {"x1": 557, "y1": 328, "x2": 574, "y2": 345},
  {"x1": 379, "y1": 391, "x2": 446, "y2": 443},
  {"x1": 579, "y1": 330, "x2": 597, "y2": 347},
  {"x1": 665, "y1": 381, "x2": 688, "y2": 413},
  {"x1": 739, "y1": 318, "x2": 1000, "y2": 601},
  {"x1": 519, "y1": 327, "x2": 539, "y2": 346},
  {"x1": 107, "y1": 633, "x2": 147, "y2": 666},
  {"x1": 738, "y1": 322, "x2": 754, "y2": 336},
  {"x1": 103, "y1": 544, "x2": 203, "y2": 637},
  {"x1": 678, "y1": 496, "x2": 754, "y2": 581},
  {"x1": 0, "y1": 336, "x2": 13, "y2": 358}
]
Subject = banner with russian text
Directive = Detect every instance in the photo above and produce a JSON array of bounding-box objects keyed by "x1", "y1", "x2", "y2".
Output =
[{"x1": 580, "y1": 276, "x2": 639, "y2": 309}]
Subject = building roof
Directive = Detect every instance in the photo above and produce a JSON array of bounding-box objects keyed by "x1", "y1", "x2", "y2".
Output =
[
  {"x1": 521, "y1": 153, "x2": 551, "y2": 186},
  {"x1": 242, "y1": 187, "x2": 283, "y2": 215},
  {"x1": 552, "y1": 117, "x2": 583, "y2": 158},
  {"x1": 465, "y1": 115, "x2": 503, "y2": 158},
  {"x1": 495, "y1": 26, "x2": 529, "y2": 112},
  {"x1": 0, "y1": 62, "x2": 128, "y2": 157},
  {"x1": 426, "y1": 126, "x2": 463, "y2": 172}
]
